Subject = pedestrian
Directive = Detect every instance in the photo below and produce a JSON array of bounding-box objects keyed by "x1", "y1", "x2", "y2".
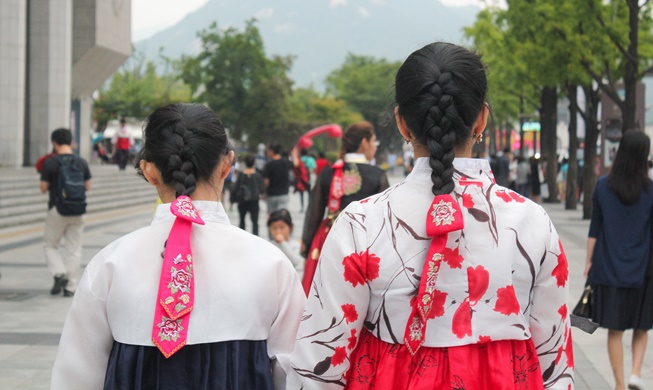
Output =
[
  {"x1": 263, "y1": 142, "x2": 291, "y2": 214},
  {"x1": 315, "y1": 151, "x2": 329, "y2": 176},
  {"x1": 516, "y1": 156, "x2": 530, "y2": 197},
  {"x1": 495, "y1": 147, "x2": 511, "y2": 187},
  {"x1": 233, "y1": 154, "x2": 264, "y2": 236},
  {"x1": 301, "y1": 121, "x2": 389, "y2": 294},
  {"x1": 111, "y1": 118, "x2": 134, "y2": 171},
  {"x1": 584, "y1": 130, "x2": 653, "y2": 390},
  {"x1": 293, "y1": 150, "x2": 311, "y2": 213},
  {"x1": 530, "y1": 155, "x2": 542, "y2": 203},
  {"x1": 268, "y1": 208, "x2": 304, "y2": 277},
  {"x1": 51, "y1": 104, "x2": 305, "y2": 389},
  {"x1": 288, "y1": 42, "x2": 573, "y2": 389},
  {"x1": 39, "y1": 129, "x2": 91, "y2": 298}
]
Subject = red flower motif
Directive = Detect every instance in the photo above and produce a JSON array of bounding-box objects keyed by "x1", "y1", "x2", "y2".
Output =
[
  {"x1": 552, "y1": 242, "x2": 569, "y2": 287},
  {"x1": 342, "y1": 250, "x2": 381, "y2": 287},
  {"x1": 427, "y1": 289, "x2": 448, "y2": 319},
  {"x1": 452, "y1": 298, "x2": 472, "y2": 339},
  {"x1": 443, "y1": 247, "x2": 464, "y2": 269},
  {"x1": 565, "y1": 335, "x2": 574, "y2": 368},
  {"x1": 555, "y1": 345, "x2": 564, "y2": 364},
  {"x1": 509, "y1": 191, "x2": 526, "y2": 203},
  {"x1": 332, "y1": 346, "x2": 347, "y2": 366},
  {"x1": 360, "y1": 198, "x2": 371, "y2": 204},
  {"x1": 558, "y1": 304, "x2": 568, "y2": 319},
  {"x1": 341, "y1": 304, "x2": 359, "y2": 324},
  {"x1": 478, "y1": 335, "x2": 492, "y2": 344},
  {"x1": 495, "y1": 190, "x2": 513, "y2": 202},
  {"x1": 494, "y1": 285, "x2": 521, "y2": 315},
  {"x1": 467, "y1": 265, "x2": 490, "y2": 306},
  {"x1": 348, "y1": 329, "x2": 357, "y2": 350},
  {"x1": 461, "y1": 193, "x2": 475, "y2": 209}
]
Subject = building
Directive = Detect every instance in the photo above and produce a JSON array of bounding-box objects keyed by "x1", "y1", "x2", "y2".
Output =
[{"x1": 0, "y1": 0, "x2": 131, "y2": 167}]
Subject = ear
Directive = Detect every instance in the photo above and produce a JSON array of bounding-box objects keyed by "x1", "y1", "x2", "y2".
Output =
[
  {"x1": 472, "y1": 103, "x2": 490, "y2": 137},
  {"x1": 140, "y1": 160, "x2": 163, "y2": 186},
  {"x1": 219, "y1": 151, "x2": 235, "y2": 180},
  {"x1": 394, "y1": 106, "x2": 412, "y2": 141}
]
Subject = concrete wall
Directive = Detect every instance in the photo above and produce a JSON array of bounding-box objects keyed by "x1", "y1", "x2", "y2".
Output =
[
  {"x1": 27, "y1": 0, "x2": 73, "y2": 164},
  {"x1": 0, "y1": 0, "x2": 26, "y2": 167}
]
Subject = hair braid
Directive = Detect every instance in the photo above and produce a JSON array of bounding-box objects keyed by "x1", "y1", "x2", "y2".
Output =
[{"x1": 168, "y1": 126, "x2": 197, "y2": 197}]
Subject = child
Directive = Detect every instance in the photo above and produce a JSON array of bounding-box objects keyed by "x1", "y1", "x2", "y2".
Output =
[{"x1": 268, "y1": 209, "x2": 304, "y2": 277}]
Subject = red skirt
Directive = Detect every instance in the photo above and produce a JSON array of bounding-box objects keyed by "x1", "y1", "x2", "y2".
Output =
[
  {"x1": 344, "y1": 329, "x2": 544, "y2": 390},
  {"x1": 301, "y1": 219, "x2": 331, "y2": 295}
]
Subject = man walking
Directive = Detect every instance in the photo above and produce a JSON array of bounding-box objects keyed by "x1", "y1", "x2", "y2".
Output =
[
  {"x1": 263, "y1": 142, "x2": 291, "y2": 213},
  {"x1": 112, "y1": 118, "x2": 133, "y2": 171},
  {"x1": 39, "y1": 128, "x2": 92, "y2": 297}
]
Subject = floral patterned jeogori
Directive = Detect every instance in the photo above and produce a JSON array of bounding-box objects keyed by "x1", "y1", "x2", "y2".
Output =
[{"x1": 152, "y1": 196, "x2": 205, "y2": 358}]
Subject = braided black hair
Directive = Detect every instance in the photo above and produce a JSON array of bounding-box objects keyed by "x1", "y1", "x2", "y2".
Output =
[
  {"x1": 136, "y1": 103, "x2": 230, "y2": 198},
  {"x1": 395, "y1": 43, "x2": 487, "y2": 196}
]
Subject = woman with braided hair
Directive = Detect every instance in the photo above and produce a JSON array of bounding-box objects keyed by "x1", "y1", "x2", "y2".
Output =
[
  {"x1": 51, "y1": 104, "x2": 305, "y2": 389},
  {"x1": 288, "y1": 43, "x2": 573, "y2": 389}
]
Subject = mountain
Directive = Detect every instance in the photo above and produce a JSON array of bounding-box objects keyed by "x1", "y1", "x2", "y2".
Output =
[{"x1": 135, "y1": 0, "x2": 479, "y2": 89}]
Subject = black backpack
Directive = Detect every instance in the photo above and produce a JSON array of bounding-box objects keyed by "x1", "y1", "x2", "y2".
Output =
[
  {"x1": 235, "y1": 173, "x2": 260, "y2": 203},
  {"x1": 55, "y1": 155, "x2": 87, "y2": 216}
]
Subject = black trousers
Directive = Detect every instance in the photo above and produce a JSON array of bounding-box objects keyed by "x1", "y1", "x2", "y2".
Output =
[
  {"x1": 238, "y1": 201, "x2": 260, "y2": 236},
  {"x1": 116, "y1": 149, "x2": 130, "y2": 170}
]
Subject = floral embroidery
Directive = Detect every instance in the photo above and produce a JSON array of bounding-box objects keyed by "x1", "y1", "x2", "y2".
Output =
[
  {"x1": 408, "y1": 315, "x2": 422, "y2": 341},
  {"x1": 343, "y1": 169, "x2": 363, "y2": 195},
  {"x1": 172, "y1": 254, "x2": 185, "y2": 265},
  {"x1": 168, "y1": 266, "x2": 192, "y2": 293},
  {"x1": 164, "y1": 296, "x2": 174, "y2": 305},
  {"x1": 342, "y1": 304, "x2": 358, "y2": 324},
  {"x1": 494, "y1": 285, "x2": 521, "y2": 315},
  {"x1": 176, "y1": 197, "x2": 198, "y2": 219},
  {"x1": 332, "y1": 346, "x2": 347, "y2": 366},
  {"x1": 157, "y1": 316, "x2": 184, "y2": 342},
  {"x1": 180, "y1": 294, "x2": 190, "y2": 304},
  {"x1": 430, "y1": 199, "x2": 456, "y2": 226}
]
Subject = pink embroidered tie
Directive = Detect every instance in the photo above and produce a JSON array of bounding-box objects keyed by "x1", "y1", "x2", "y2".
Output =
[
  {"x1": 152, "y1": 196, "x2": 204, "y2": 358},
  {"x1": 403, "y1": 194, "x2": 464, "y2": 356}
]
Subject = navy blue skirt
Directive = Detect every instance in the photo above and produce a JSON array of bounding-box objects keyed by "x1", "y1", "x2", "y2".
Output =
[
  {"x1": 591, "y1": 277, "x2": 653, "y2": 331},
  {"x1": 103, "y1": 340, "x2": 273, "y2": 390}
]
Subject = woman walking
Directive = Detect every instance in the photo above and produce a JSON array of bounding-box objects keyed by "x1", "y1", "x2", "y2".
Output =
[
  {"x1": 288, "y1": 42, "x2": 573, "y2": 389},
  {"x1": 585, "y1": 130, "x2": 653, "y2": 390}
]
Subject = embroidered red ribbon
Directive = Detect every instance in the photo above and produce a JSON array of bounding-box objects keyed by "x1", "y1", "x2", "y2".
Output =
[
  {"x1": 404, "y1": 194, "x2": 464, "y2": 356},
  {"x1": 328, "y1": 160, "x2": 345, "y2": 213},
  {"x1": 152, "y1": 196, "x2": 204, "y2": 358}
]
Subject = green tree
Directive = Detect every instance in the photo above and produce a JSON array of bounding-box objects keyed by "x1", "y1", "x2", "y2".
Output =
[
  {"x1": 179, "y1": 20, "x2": 294, "y2": 145},
  {"x1": 94, "y1": 51, "x2": 191, "y2": 130},
  {"x1": 326, "y1": 55, "x2": 402, "y2": 152}
]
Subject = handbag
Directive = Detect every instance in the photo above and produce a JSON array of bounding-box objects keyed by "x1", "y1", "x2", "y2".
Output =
[{"x1": 570, "y1": 284, "x2": 599, "y2": 334}]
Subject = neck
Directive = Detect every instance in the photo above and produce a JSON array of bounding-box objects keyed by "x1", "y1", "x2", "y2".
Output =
[
  {"x1": 158, "y1": 180, "x2": 223, "y2": 204},
  {"x1": 411, "y1": 139, "x2": 474, "y2": 159},
  {"x1": 55, "y1": 145, "x2": 73, "y2": 154}
]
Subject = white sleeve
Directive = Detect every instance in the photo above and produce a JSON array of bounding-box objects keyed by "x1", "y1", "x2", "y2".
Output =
[
  {"x1": 50, "y1": 254, "x2": 114, "y2": 389},
  {"x1": 529, "y1": 219, "x2": 574, "y2": 389},
  {"x1": 278, "y1": 240, "x2": 305, "y2": 275},
  {"x1": 268, "y1": 257, "x2": 307, "y2": 390}
]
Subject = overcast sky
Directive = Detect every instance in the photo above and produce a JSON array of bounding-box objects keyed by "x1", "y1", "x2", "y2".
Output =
[{"x1": 132, "y1": 0, "x2": 486, "y2": 41}]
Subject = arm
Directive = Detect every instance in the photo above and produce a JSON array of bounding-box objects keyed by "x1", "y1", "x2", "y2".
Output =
[
  {"x1": 51, "y1": 256, "x2": 114, "y2": 389},
  {"x1": 85, "y1": 180, "x2": 91, "y2": 192},
  {"x1": 277, "y1": 240, "x2": 305, "y2": 274},
  {"x1": 40, "y1": 181, "x2": 49, "y2": 193},
  {"x1": 288, "y1": 203, "x2": 371, "y2": 389},
  {"x1": 268, "y1": 259, "x2": 307, "y2": 390},
  {"x1": 586, "y1": 183, "x2": 602, "y2": 278},
  {"x1": 529, "y1": 223, "x2": 573, "y2": 389},
  {"x1": 585, "y1": 238, "x2": 596, "y2": 278}
]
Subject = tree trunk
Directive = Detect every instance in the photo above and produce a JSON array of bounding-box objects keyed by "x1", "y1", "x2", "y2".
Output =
[
  {"x1": 622, "y1": 0, "x2": 640, "y2": 131},
  {"x1": 565, "y1": 83, "x2": 578, "y2": 210},
  {"x1": 582, "y1": 84, "x2": 601, "y2": 220},
  {"x1": 540, "y1": 86, "x2": 558, "y2": 202},
  {"x1": 519, "y1": 94, "x2": 526, "y2": 157}
]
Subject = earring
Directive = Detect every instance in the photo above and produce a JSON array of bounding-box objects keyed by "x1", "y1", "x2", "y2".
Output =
[
  {"x1": 405, "y1": 138, "x2": 410, "y2": 144},
  {"x1": 475, "y1": 133, "x2": 483, "y2": 144}
]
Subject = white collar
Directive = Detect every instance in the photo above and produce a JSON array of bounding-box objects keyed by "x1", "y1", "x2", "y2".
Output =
[
  {"x1": 344, "y1": 153, "x2": 369, "y2": 164},
  {"x1": 151, "y1": 200, "x2": 231, "y2": 225},
  {"x1": 408, "y1": 157, "x2": 493, "y2": 181}
]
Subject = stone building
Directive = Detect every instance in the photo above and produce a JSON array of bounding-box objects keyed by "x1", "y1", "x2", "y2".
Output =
[{"x1": 0, "y1": 0, "x2": 131, "y2": 167}]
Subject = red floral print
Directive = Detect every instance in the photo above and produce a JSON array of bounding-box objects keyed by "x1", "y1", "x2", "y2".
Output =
[
  {"x1": 565, "y1": 334, "x2": 574, "y2": 368},
  {"x1": 348, "y1": 329, "x2": 357, "y2": 350},
  {"x1": 496, "y1": 190, "x2": 512, "y2": 202},
  {"x1": 558, "y1": 304, "x2": 568, "y2": 319},
  {"x1": 552, "y1": 242, "x2": 569, "y2": 287},
  {"x1": 467, "y1": 265, "x2": 490, "y2": 306},
  {"x1": 342, "y1": 303, "x2": 359, "y2": 324},
  {"x1": 426, "y1": 289, "x2": 448, "y2": 319},
  {"x1": 332, "y1": 346, "x2": 347, "y2": 366},
  {"x1": 452, "y1": 298, "x2": 472, "y2": 339},
  {"x1": 443, "y1": 247, "x2": 464, "y2": 269},
  {"x1": 478, "y1": 335, "x2": 491, "y2": 343},
  {"x1": 342, "y1": 250, "x2": 381, "y2": 287},
  {"x1": 509, "y1": 191, "x2": 526, "y2": 203},
  {"x1": 461, "y1": 193, "x2": 474, "y2": 209},
  {"x1": 494, "y1": 285, "x2": 521, "y2": 315}
]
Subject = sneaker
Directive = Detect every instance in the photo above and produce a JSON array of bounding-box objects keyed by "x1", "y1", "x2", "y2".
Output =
[
  {"x1": 628, "y1": 374, "x2": 645, "y2": 390},
  {"x1": 50, "y1": 274, "x2": 68, "y2": 295},
  {"x1": 62, "y1": 289, "x2": 75, "y2": 297}
]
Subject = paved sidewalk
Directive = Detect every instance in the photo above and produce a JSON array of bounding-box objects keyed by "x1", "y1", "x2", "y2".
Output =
[{"x1": 0, "y1": 171, "x2": 649, "y2": 389}]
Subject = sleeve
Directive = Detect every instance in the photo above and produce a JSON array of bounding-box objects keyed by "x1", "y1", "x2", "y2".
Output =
[
  {"x1": 83, "y1": 159, "x2": 92, "y2": 180},
  {"x1": 529, "y1": 216, "x2": 574, "y2": 389},
  {"x1": 267, "y1": 258, "x2": 307, "y2": 390},
  {"x1": 588, "y1": 183, "x2": 602, "y2": 238},
  {"x1": 50, "y1": 254, "x2": 114, "y2": 389},
  {"x1": 40, "y1": 157, "x2": 55, "y2": 182},
  {"x1": 257, "y1": 173, "x2": 265, "y2": 194},
  {"x1": 301, "y1": 170, "x2": 329, "y2": 256},
  {"x1": 288, "y1": 202, "x2": 371, "y2": 389}
]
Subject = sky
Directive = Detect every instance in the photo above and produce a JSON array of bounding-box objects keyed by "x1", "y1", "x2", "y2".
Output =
[{"x1": 131, "y1": 0, "x2": 485, "y2": 41}]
